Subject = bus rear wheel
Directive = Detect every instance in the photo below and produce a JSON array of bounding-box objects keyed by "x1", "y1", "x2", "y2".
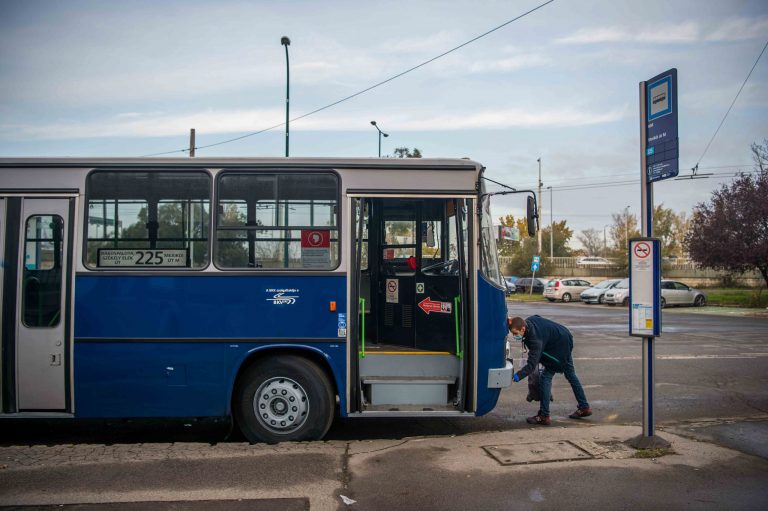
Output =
[{"x1": 235, "y1": 355, "x2": 334, "y2": 444}]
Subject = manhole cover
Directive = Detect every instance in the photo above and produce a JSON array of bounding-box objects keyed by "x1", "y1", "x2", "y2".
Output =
[{"x1": 484, "y1": 441, "x2": 593, "y2": 465}]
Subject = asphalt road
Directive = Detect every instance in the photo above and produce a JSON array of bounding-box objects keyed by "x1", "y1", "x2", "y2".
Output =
[
  {"x1": 2, "y1": 301, "x2": 766, "y2": 446},
  {"x1": 328, "y1": 301, "x2": 768, "y2": 441}
]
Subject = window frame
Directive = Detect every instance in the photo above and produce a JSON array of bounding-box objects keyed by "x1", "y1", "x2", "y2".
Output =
[
  {"x1": 22, "y1": 214, "x2": 64, "y2": 328},
  {"x1": 213, "y1": 169, "x2": 342, "y2": 272},
  {"x1": 82, "y1": 168, "x2": 214, "y2": 271}
]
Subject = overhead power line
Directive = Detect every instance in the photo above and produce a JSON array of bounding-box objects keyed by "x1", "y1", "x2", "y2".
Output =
[
  {"x1": 142, "y1": 0, "x2": 556, "y2": 157},
  {"x1": 694, "y1": 38, "x2": 768, "y2": 168}
]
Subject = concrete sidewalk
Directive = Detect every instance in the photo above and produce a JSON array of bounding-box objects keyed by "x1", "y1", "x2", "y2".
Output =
[{"x1": 1, "y1": 423, "x2": 767, "y2": 510}]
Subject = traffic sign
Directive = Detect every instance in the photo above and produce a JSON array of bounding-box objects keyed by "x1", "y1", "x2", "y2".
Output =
[
  {"x1": 531, "y1": 261, "x2": 540, "y2": 272},
  {"x1": 645, "y1": 68, "x2": 678, "y2": 183},
  {"x1": 532, "y1": 255, "x2": 541, "y2": 263}
]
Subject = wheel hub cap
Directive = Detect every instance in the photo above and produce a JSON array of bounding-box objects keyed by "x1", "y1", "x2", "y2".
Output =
[{"x1": 254, "y1": 377, "x2": 310, "y2": 434}]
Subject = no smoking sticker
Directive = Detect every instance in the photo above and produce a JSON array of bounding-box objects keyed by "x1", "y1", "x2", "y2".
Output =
[
  {"x1": 634, "y1": 242, "x2": 651, "y2": 259},
  {"x1": 386, "y1": 279, "x2": 399, "y2": 304}
]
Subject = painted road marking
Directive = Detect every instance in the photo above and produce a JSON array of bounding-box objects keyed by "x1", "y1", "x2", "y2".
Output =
[{"x1": 575, "y1": 354, "x2": 768, "y2": 361}]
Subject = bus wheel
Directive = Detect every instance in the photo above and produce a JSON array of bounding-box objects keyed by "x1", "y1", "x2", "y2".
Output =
[{"x1": 235, "y1": 356, "x2": 334, "y2": 444}]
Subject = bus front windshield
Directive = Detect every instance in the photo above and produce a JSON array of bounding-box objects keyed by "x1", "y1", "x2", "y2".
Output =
[{"x1": 480, "y1": 195, "x2": 504, "y2": 288}]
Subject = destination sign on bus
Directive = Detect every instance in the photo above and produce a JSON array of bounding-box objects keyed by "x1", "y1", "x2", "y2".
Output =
[{"x1": 97, "y1": 248, "x2": 188, "y2": 267}]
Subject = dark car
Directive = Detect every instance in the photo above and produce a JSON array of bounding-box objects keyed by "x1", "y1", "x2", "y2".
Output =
[{"x1": 515, "y1": 277, "x2": 547, "y2": 294}]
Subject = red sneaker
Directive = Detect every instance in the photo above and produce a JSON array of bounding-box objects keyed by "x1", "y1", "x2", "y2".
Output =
[
  {"x1": 569, "y1": 407, "x2": 593, "y2": 419},
  {"x1": 526, "y1": 414, "x2": 551, "y2": 425}
]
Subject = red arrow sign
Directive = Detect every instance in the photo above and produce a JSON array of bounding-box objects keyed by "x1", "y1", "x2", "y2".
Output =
[{"x1": 418, "y1": 297, "x2": 452, "y2": 315}]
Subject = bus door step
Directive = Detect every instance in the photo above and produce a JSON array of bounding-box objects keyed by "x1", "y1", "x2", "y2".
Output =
[{"x1": 362, "y1": 376, "x2": 455, "y2": 406}]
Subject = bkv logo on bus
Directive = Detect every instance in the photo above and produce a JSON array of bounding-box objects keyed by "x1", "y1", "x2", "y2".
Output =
[{"x1": 266, "y1": 288, "x2": 299, "y2": 305}]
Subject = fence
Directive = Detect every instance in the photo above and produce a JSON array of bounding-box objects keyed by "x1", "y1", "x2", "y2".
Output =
[{"x1": 498, "y1": 256, "x2": 763, "y2": 287}]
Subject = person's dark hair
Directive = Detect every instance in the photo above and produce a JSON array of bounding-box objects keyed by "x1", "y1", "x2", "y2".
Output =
[{"x1": 509, "y1": 317, "x2": 526, "y2": 330}]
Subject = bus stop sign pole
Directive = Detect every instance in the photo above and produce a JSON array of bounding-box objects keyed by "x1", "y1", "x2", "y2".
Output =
[{"x1": 630, "y1": 69, "x2": 677, "y2": 449}]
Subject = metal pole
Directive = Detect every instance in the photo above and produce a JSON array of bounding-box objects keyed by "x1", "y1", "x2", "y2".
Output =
[
  {"x1": 189, "y1": 129, "x2": 195, "y2": 157},
  {"x1": 537, "y1": 158, "x2": 542, "y2": 254},
  {"x1": 281, "y1": 36, "x2": 291, "y2": 157},
  {"x1": 370, "y1": 121, "x2": 388, "y2": 157},
  {"x1": 548, "y1": 186, "x2": 553, "y2": 259},
  {"x1": 634, "y1": 79, "x2": 669, "y2": 449},
  {"x1": 625, "y1": 205, "x2": 630, "y2": 247}
]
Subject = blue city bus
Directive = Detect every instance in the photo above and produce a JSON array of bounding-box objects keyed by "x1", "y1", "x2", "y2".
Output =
[{"x1": 0, "y1": 158, "x2": 523, "y2": 443}]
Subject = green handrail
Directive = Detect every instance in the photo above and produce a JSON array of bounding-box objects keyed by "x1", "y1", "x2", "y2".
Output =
[
  {"x1": 454, "y1": 296, "x2": 463, "y2": 359},
  {"x1": 359, "y1": 297, "x2": 366, "y2": 358}
]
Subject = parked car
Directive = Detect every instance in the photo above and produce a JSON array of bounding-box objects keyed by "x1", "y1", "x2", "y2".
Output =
[
  {"x1": 515, "y1": 277, "x2": 547, "y2": 294},
  {"x1": 543, "y1": 278, "x2": 592, "y2": 302},
  {"x1": 576, "y1": 256, "x2": 615, "y2": 266},
  {"x1": 603, "y1": 278, "x2": 630, "y2": 306},
  {"x1": 580, "y1": 279, "x2": 622, "y2": 304},
  {"x1": 661, "y1": 280, "x2": 707, "y2": 307},
  {"x1": 504, "y1": 276, "x2": 518, "y2": 295}
]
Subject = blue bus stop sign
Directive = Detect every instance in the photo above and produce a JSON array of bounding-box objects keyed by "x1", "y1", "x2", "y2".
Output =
[{"x1": 645, "y1": 68, "x2": 678, "y2": 183}]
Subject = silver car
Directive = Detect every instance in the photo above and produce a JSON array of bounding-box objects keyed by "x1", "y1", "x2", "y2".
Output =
[
  {"x1": 661, "y1": 280, "x2": 707, "y2": 307},
  {"x1": 580, "y1": 279, "x2": 622, "y2": 304},
  {"x1": 603, "y1": 278, "x2": 630, "y2": 306}
]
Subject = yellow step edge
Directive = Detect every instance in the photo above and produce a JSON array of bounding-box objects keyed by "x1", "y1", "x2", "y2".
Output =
[{"x1": 360, "y1": 351, "x2": 452, "y2": 356}]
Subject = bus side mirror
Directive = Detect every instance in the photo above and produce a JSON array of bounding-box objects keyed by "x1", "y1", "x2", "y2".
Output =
[{"x1": 526, "y1": 195, "x2": 537, "y2": 237}]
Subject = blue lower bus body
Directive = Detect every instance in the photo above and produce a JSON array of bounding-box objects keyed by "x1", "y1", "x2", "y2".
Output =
[{"x1": 73, "y1": 273, "x2": 507, "y2": 419}]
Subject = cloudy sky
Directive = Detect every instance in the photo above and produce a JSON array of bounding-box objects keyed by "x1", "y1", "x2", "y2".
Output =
[{"x1": 1, "y1": 0, "x2": 766, "y2": 242}]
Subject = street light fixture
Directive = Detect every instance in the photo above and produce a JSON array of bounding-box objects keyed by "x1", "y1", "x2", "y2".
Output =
[
  {"x1": 281, "y1": 36, "x2": 291, "y2": 157},
  {"x1": 370, "y1": 121, "x2": 389, "y2": 157}
]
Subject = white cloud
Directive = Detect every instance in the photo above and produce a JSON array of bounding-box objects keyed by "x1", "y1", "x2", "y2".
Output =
[
  {"x1": 0, "y1": 104, "x2": 629, "y2": 140},
  {"x1": 556, "y1": 18, "x2": 768, "y2": 45},
  {"x1": 705, "y1": 17, "x2": 768, "y2": 42},
  {"x1": 555, "y1": 27, "x2": 629, "y2": 45}
]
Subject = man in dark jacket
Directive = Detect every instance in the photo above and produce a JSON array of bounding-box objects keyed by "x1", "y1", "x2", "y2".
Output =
[{"x1": 509, "y1": 315, "x2": 591, "y2": 425}]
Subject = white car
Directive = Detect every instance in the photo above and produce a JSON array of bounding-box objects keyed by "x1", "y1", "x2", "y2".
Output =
[
  {"x1": 660, "y1": 280, "x2": 707, "y2": 307},
  {"x1": 603, "y1": 278, "x2": 630, "y2": 306},
  {"x1": 604, "y1": 279, "x2": 708, "y2": 308},
  {"x1": 576, "y1": 256, "x2": 614, "y2": 266},
  {"x1": 580, "y1": 279, "x2": 622, "y2": 304},
  {"x1": 543, "y1": 278, "x2": 592, "y2": 302}
]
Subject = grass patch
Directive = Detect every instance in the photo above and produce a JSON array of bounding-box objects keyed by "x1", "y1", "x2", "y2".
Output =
[
  {"x1": 704, "y1": 288, "x2": 767, "y2": 308},
  {"x1": 633, "y1": 447, "x2": 675, "y2": 458},
  {"x1": 507, "y1": 293, "x2": 546, "y2": 302}
]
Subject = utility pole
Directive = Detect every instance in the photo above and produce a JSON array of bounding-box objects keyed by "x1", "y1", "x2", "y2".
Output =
[
  {"x1": 547, "y1": 186, "x2": 553, "y2": 258},
  {"x1": 189, "y1": 129, "x2": 195, "y2": 157},
  {"x1": 624, "y1": 205, "x2": 630, "y2": 248},
  {"x1": 537, "y1": 158, "x2": 542, "y2": 254}
]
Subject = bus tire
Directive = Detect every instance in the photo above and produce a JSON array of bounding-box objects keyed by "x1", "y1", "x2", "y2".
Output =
[{"x1": 235, "y1": 355, "x2": 335, "y2": 444}]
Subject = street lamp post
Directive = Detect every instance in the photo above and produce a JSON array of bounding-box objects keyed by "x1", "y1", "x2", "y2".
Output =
[
  {"x1": 370, "y1": 121, "x2": 389, "y2": 157},
  {"x1": 547, "y1": 186, "x2": 553, "y2": 259},
  {"x1": 624, "y1": 205, "x2": 631, "y2": 248},
  {"x1": 281, "y1": 36, "x2": 291, "y2": 157},
  {"x1": 537, "y1": 158, "x2": 542, "y2": 254}
]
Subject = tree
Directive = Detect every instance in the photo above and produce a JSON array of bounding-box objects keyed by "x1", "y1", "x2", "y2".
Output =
[
  {"x1": 685, "y1": 142, "x2": 768, "y2": 289},
  {"x1": 577, "y1": 228, "x2": 603, "y2": 256},
  {"x1": 652, "y1": 204, "x2": 688, "y2": 257},
  {"x1": 609, "y1": 209, "x2": 641, "y2": 255},
  {"x1": 393, "y1": 147, "x2": 422, "y2": 158},
  {"x1": 496, "y1": 214, "x2": 548, "y2": 275},
  {"x1": 541, "y1": 220, "x2": 573, "y2": 257}
]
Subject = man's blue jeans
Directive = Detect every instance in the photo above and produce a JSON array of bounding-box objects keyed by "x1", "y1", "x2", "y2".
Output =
[{"x1": 538, "y1": 354, "x2": 589, "y2": 417}]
